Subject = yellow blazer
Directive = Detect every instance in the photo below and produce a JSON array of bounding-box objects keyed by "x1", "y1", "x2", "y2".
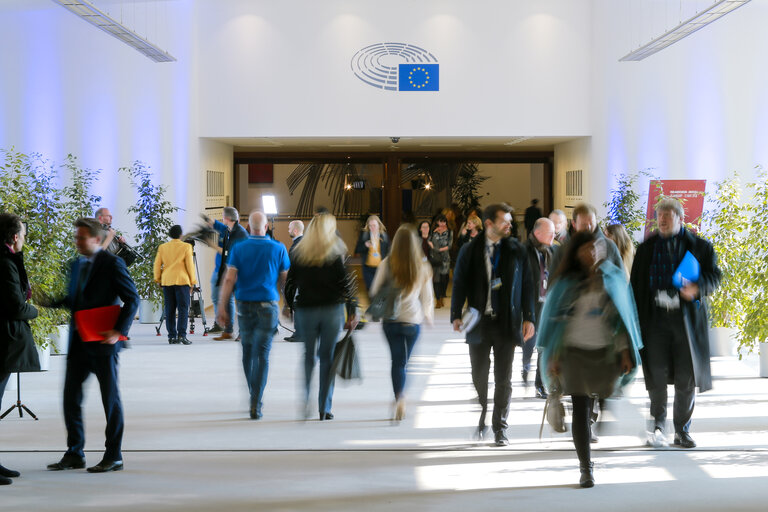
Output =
[{"x1": 153, "y1": 239, "x2": 197, "y2": 286}]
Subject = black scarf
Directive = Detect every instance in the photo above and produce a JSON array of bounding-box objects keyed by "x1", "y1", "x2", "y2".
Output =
[{"x1": 649, "y1": 227, "x2": 685, "y2": 291}]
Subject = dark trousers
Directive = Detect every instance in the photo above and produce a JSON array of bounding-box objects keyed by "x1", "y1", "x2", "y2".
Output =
[
  {"x1": 163, "y1": 285, "x2": 190, "y2": 339},
  {"x1": 63, "y1": 347, "x2": 124, "y2": 461},
  {"x1": 362, "y1": 265, "x2": 377, "y2": 293},
  {"x1": 433, "y1": 273, "x2": 449, "y2": 299},
  {"x1": 571, "y1": 395, "x2": 592, "y2": 466},
  {"x1": 467, "y1": 316, "x2": 515, "y2": 433},
  {"x1": 646, "y1": 311, "x2": 696, "y2": 433},
  {"x1": 0, "y1": 371, "x2": 10, "y2": 410}
]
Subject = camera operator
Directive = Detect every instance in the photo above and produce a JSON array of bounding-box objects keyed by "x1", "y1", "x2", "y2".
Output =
[
  {"x1": 153, "y1": 225, "x2": 196, "y2": 345},
  {"x1": 203, "y1": 207, "x2": 248, "y2": 341},
  {"x1": 95, "y1": 208, "x2": 126, "y2": 254}
]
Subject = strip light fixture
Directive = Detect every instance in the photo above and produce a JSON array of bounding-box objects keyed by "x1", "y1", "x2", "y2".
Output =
[
  {"x1": 620, "y1": 0, "x2": 751, "y2": 62},
  {"x1": 51, "y1": 0, "x2": 176, "y2": 62}
]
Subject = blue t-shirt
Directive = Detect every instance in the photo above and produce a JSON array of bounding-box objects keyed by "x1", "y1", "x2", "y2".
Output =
[{"x1": 227, "y1": 235, "x2": 290, "y2": 301}]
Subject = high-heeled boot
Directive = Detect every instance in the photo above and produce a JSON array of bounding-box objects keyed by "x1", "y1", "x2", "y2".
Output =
[{"x1": 579, "y1": 461, "x2": 594, "y2": 488}]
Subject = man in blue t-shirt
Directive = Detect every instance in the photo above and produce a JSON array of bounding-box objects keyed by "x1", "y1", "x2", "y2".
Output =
[{"x1": 217, "y1": 210, "x2": 290, "y2": 420}]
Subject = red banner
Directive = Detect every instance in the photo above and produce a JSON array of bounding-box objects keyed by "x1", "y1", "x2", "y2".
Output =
[{"x1": 645, "y1": 179, "x2": 706, "y2": 238}]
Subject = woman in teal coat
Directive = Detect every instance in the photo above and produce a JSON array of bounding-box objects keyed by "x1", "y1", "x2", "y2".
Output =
[{"x1": 536, "y1": 230, "x2": 643, "y2": 488}]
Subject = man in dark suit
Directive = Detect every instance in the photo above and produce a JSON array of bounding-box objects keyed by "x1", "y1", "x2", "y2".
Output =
[
  {"x1": 47, "y1": 217, "x2": 139, "y2": 473},
  {"x1": 631, "y1": 198, "x2": 720, "y2": 449},
  {"x1": 284, "y1": 220, "x2": 304, "y2": 342},
  {"x1": 451, "y1": 203, "x2": 536, "y2": 446}
]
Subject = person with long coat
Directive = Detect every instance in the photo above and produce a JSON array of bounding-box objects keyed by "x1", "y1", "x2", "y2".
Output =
[
  {"x1": 0, "y1": 213, "x2": 40, "y2": 485},
  {"x1": 630, "y1": 198, "x2": 720, "y2": 449}
]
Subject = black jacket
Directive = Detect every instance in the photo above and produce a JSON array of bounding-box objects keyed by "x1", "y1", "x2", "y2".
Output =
[
  {"x1": 355, "y1": 232, "x2": 389, "y2": 265},
  {"x1": 0, "y1": 246, "x2": 40, "y2": 374},
  {"x1": 284, "y1": 255, "x2": 357, "y2": 316},
  {"x1": 216, "y1": 223, "x2": 249, "y2": 285},
  {"x1": 450, "y1": 235, "x2": 535, "y2": 344},
  {"x1": 524, "y1": 238, "x2": 557, "y2": 319},
  {"x1": 631, "y1": 228, "x2": 720, "y2": 392},
  {"x1": 56, "y1": 250, "x2": 139, "y2": 357}
]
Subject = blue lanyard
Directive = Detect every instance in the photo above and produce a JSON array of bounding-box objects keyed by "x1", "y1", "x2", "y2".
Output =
[{"x1": 487, "y1": 244, "x2": 501, "y2": 276}]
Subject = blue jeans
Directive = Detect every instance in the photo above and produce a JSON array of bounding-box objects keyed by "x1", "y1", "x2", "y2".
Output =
[
  {"x1": 295, "y1": 304, "x2": 344, "y2": 415},
  {"x1": 238, "y1": 301, "x2": 279, "y2": 416},
  {"x1": 382, "y1": 322, "x2": 421, "y2": 399},
  {"x1": 211, "y1": 275, "x2": 235, "y2": 333},
  {"x1": 163, "y1": 285, "x2": 190, "y2": 339}
]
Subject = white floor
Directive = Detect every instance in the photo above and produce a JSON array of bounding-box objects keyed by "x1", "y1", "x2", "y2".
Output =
[{"x1": 1, "y1": 310, "x2": 767, "y2": 511}]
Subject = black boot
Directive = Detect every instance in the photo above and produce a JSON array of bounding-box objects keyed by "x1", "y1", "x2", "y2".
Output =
[{"x1": 579, "y1": 462, "x2": 594, "y2": 488}]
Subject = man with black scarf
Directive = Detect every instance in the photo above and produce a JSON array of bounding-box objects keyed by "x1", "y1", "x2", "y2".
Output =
[{"x1": 631, "y1": 198, "x2": 720, "y2": 449}]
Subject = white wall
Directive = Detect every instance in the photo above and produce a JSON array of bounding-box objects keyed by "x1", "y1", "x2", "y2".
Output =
[
  {"x1": 588, "y1": 0, "x2": 768, "y2": 208},
  {"x1": 553, "y1": 137, "x2": 591, "y2": 215},
  {"x1": 195, "y1": 0, "x2": 592, "y2": 137}
]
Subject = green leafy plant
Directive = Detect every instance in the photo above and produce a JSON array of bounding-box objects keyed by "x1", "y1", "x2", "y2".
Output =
[
  {"x1": 0, "y1": 149, "x2": 101, "y2": 351},
  {"x1": 602, "y1": 170, "x2": 656, "y2": 244},
  {"x1": 739, "y1": 167, "x2": 768, "y2": 353},
  {"x1": 121, "y1": 161, "x2": 179, "y2": 307},
  {"x1": 451, "y1": 163, "x2": 488, "y2": 214}
]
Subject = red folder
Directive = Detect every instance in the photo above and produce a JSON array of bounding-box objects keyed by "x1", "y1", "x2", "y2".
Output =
[{"x1": 73, "y1": 305, "x2": 128, "y2": 342}]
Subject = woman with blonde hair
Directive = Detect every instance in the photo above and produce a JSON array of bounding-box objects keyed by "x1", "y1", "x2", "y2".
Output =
[
  {"x1": 355, "y1": 214, "x2": 389, "y2": 293},
  {"x1": 284, "y1": 213, "x2": 357, "y2": 420},
  {"x1": 370, "y1": 226, "x2": 434, "y2": 421},
  {"x1": 604, "y1": 224, "x2": 635, "y2": 278}
]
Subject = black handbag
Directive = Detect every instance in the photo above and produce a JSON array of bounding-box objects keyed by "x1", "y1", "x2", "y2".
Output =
[{"x1": 330, "y1": 329, "x2": 361, "y2": 380}]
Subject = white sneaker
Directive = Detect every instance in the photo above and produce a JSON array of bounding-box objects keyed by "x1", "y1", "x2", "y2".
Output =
[
  {"x1": 647, "y1": 428, "x2": 668, "y2": 448},
  {"x1": 394, "y1": 398, "x2": 406, "y2": 421}
]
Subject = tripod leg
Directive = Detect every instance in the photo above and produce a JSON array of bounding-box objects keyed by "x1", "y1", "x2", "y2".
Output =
[
  {"x1": 156, "y1": 301, "x2": 166, "y2": 336},
  {"x1": 0, "y1": 404, "x2": 17, "y2": 420},
  {"x1": 20, "y1": 404, "x2": 38, "y2": 420}
]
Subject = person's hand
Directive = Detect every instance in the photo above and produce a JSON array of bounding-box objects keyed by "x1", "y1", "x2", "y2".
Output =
[
  {"x1": 452, "y1": 319, "x2": 462, "y2": 332},
  {"x1": 522, "y1": 321, "x2": 535, "y2": 341},
  {"x1": 620, "y1": 349, "x2": 633, "y2": 375},
  {"x1": 680, "y1": 282, "x2": 700, "y2": 302},
  {"x1": 428, "y1": 241, "x2": 434, "y2": 249},
  {"x1": 365, "y1": 241, "x2": 372, "y2": 248},
  {"x1": 549, "y1": 359, "x2": 561, "y2": 377},
  {"x1": 282, "y1": 305, "x2": 293, "y2": 321},
  {"x1": 100, "y1": 329, "x2": 121, "y2": 345},
  {"x1": 200, "y1": 213, "x2": 213, "y2": 227},
  {"x1": 344, "y1": 314, "x2": 359, "y2": 331},
  {"x1": 217, "y1": 311, "x2": 229, "y2": 328}
]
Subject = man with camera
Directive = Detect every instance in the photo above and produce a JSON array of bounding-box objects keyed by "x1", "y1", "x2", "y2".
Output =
[
  {"x1": 95, "y1": 207, "x2": 126, "y2": 255},
  {"x1": 204, "y1": 207, "x2": 248, "y2": 340},
  {"x1": 153, "y1": 225, "x2": 196, "y2": 345}
]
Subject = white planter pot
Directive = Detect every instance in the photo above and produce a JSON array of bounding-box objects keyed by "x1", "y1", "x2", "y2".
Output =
[
  {"x1": 36, "y1": 342, "x2": 51, "y2": 372},
  {"x1": 139, "y1": 299, "x2": 162, "y2": 324},
  {"x1": 760, "y1": 343, "x2": 768, "y2": 378},
  {"x1": 709, "y1": 327, "x2": 737, "y2": 357},
  {"x1": 48, "y1": 324, "x2": 69, "y2": 355}
]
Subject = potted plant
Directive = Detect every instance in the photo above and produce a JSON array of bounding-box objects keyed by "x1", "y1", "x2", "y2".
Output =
[
  {"x1": 121, "y1": 161, "x2": 179, "y2": 323},
  {"x1": 602, "y1": 170, "x2": 656, "y2": 244},
  {"x1": 0, "y1": 149, "x2": 97, "y2": 357}
]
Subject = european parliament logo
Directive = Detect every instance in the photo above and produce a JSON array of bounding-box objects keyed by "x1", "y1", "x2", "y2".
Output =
[{"x1": 351, "y1": 43, "x2": 440, "y2": 92}]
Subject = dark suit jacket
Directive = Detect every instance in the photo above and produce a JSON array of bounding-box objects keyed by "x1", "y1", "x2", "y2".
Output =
[
  {"x1": 289, "y1": 235, "x2": 303, "y2": 253},
  {"x1": 216, "y1": 223, "x2": 249, "y2": 285},
  {"x1": 59, "y1": 250, "x2": 139, "y2": 357},
  {"x1": 450, "y1": 235, "x2": 535, "y2": 345},
  {"x1": 630, "y1": 228, "x2": 720, "y2": 392}
]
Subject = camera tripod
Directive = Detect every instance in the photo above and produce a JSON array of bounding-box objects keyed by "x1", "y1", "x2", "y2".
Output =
[
  {"x1": 155, "y1": 247, "x2": 209, "y2": 337},
  {"x1": 0, "y1": 374, "x2": 38, "y2": 421}
]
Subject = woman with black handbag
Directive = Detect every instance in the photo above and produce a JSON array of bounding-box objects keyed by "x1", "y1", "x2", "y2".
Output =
[
  {"x1": 370, "y1": 226, "x2": 434, "y2": 421},
  {"x1": 284, "y1": 213, "x2": 357, "y2": 421},
  {"x1": 536, "y1": 230, "x2": 643, "y2": 488},
  {"x1": 0, "y1": 213, "x2": 40, "y2": 485}
]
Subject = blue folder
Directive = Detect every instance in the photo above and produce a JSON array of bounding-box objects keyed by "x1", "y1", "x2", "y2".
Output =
[{"x1": 672, "y1": 251, "x2": 700, "y2": 288}]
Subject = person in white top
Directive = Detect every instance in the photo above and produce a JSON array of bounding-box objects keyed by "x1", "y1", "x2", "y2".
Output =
[{"x1": 370, "y1": 225, "x2": 434, "y2": 421}]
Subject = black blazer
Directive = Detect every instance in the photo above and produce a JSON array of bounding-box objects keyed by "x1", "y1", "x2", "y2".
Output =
[
  {"x1": 58, "y1": 250, "x2": 139, "y2": 356},
  {"x1": 355, "y1": 232, "x2": 389, "y2": 264},
  {"x1": 0, "y1": 246, "x2": 40, "y2": 374},
  {"x1": 451, "y1": 235, "x2": 535, "y2": 344}
]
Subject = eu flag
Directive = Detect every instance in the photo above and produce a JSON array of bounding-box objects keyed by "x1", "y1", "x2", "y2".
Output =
[{"x1": 398, "y1": 64, "x2": 439, "y2": 91}]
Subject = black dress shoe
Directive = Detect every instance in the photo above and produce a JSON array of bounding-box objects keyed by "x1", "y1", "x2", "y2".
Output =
[
  {"x1": 47, "y1": 454, "x2": 86, "y2": 471},
  {"x1": 168, "y1": 337, "x2": 178, "y2": 344},
  {"x1": 674, "y1": 432, "x2": 696, "y2": 448},
  {"x1": 178, "y1": 337, "x2": 192, "y2": 345},
  {"x1": 0, "y1": 463, "x2": 20, "y2": 478},
  {"x1": 283, "y1": 335, "x2": 301, "y2": 342},
  {"x1": 494, "y1": 431, "x2": 509, "y2": 447},
  {"x1": 319, "y1": 412, "x2": 334, "y2": 420},
  {"x1": 250, "y1": 407, "x2": 262, "y2": 420},
  {"x1": 0, "y1": 475, "x2": 11, "y2": 485},
  {"x1": 87, "y1": 459, "x2": 124, "y2": 473},
  {"x1": 208, "y1": 323, "x2": 223, "y2": 334}
]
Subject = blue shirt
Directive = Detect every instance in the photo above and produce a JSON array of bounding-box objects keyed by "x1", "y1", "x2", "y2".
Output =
[{"x1": 227, "y1": 235, "x2": 290, "y2": 301}]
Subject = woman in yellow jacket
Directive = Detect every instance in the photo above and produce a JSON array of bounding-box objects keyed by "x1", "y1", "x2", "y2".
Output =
[{"x1": 153, "y1": 225, "x2": 196, "y2": 344}]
